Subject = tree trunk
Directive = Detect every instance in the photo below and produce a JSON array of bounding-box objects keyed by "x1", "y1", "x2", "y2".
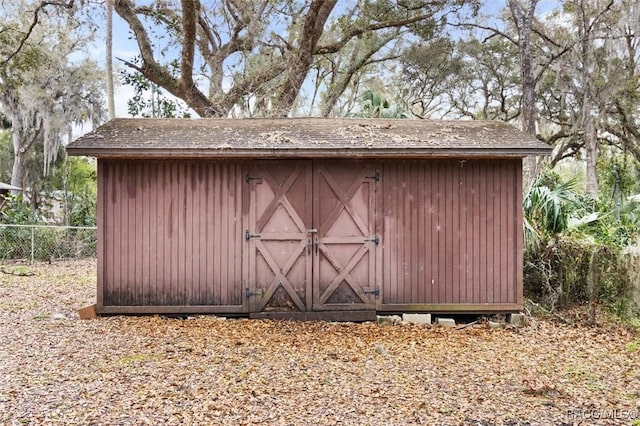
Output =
[
  {"x1": 582, "y1": 27, "x2": 598, "y2": 197},
  {"x1": 10, "y1": 151, "x2": 24, "y2": 191},
  {"x1": 106, "y1": 0, "x2": 116, "y2": 120},
  {"x1": 271, "y1": 0, "x2": 337, "y2": 116},
  {"x1": 508, "y1": 0, "x2": 540, "y2": 190},
  {"x1": 584, "y1": 108, "x2": 598, "y2": 197}
]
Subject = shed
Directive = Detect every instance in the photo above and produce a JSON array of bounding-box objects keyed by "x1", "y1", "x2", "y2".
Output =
[{"x1": 67, "y1": 118, "x2": 551, "y2": 320}]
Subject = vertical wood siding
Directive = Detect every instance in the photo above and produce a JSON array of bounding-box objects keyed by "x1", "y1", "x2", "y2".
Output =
[
  {"x1": 97, "y1": 158, "x2": 522, "y2": 314},
  {"x1": 381, "y1": 159, "x2": 522, "y2": 308},
  {"x1": 99, "y1": 160, "x2": 245, "y2": 311}
]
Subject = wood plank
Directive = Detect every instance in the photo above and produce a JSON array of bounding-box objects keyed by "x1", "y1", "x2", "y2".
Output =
[
  {"x1": 416, "y1": 162, "x2": 425, "y2": 304},
  {"x1": 250, "y1": 311, "x2": 376, "y2": 322},
  {"x1": 148, "y1": 162, "x2": 157, "y2": 305},
  {"x1": 374, "y1": 163, "x2": 383, "y2": 310},
  {"x1": 196, "y1": 163, "x2": 205, "y2": 304},
  {"x1": 100, "y1": 305, "x2": 247, "y2": 315},
  {"x1": 472, "y1": 162, "x2": 481, "y2": 304},
  {"x1": 185, "y1": 162, "x2": 194, "y2": 305},
  {"x1": 499, "y1": 162, "x2": 509, "y2": 303},
  {"x1": 410, "y1": 161, "x2": 418, "y2": 304},
  {"x1": 377, "y1": 303, "x2": 523, "y2": 313},
  {"x1": 221, "y1": 163, "x2": 229, "y2": 304},
  {"x1": 452, "y1": 161, "x2": 460, "y2": 304},
  {"x1": 113, "y1": 162, "x2": 123, "y2": 306},
  {"x1": 463, "y1": 162, "x2": 472, "y2": 304},
  {"x1": 425, "y1": 162, "x2": 433, "y2": 304},
  {"x1": 127, "y1": 162, "x2": 137, "y2": 304},
  {"x1": 478, "y1": 162, "x2": 487, "y2": 304},
  {"x1": 436, "y1": 162, "x2": 445, "y2": 304},
  {"x1": 158, "y1": 163, "x2": 167, "y2": 306},
  {"x1": 139, "y1": 162, "x2": 148, "y2": 305},
  {"x1": 382, "y1": 162, "x2": 391, "y2": 304},
  {"x1": 389, "y1": 162, "x2": 398, "y2": 304},
  {"x1": 515, "y1": 160, "x2": 524, "y2": 306},
  {"x1": 234, "y1": 163, "x2": 244, "y2": 307},
  {"x1": 96, "y1": 160, "x2": 105, "y2": 311}
]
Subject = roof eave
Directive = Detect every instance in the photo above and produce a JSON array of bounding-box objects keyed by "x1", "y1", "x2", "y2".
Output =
[{"x1": 66, "y1": 147, "x2": 552, "y2": 159}]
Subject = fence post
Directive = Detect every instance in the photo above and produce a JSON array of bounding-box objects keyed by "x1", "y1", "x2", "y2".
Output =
[{"x1": 31, "y1": 227, "x2": 35, "y2": 264}]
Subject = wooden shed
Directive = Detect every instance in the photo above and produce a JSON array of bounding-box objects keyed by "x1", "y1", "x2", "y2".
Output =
[{"x1": 67, "y1": 118, "x2": 550, "y2": 320}]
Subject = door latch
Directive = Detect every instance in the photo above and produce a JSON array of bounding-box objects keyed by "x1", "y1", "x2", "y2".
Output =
[
  {"x1": 245, "y1": 288, "x2": 264, "y2": 298},
  {"x1": 365, "y1": 170, "x2": 380, "y2": 182},
  {"x1": 245, "y1": 230, "x2": 260, "y2": 241},
  {"x1": 363, "y1": 287, "x2": 380, "y2": 297},
  {"x1": 364, "y1": 235, "x2": 380, "y2": 245}
]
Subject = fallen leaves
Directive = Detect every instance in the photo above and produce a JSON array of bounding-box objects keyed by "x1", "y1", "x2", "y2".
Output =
[{"x1": 0, "y1": 260, "x2": 639, "y2": 425}]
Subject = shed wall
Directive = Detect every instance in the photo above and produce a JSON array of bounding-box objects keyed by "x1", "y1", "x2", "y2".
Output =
[
  {"x1": 98, "y1": 160, "x2": 245, "y2": 313},
  {"x1": 380, "y1": 159, "x2": 523, "y2": 311},
  {"x1": 97, "y1": 158, "x2": 523, "y2": 314}
]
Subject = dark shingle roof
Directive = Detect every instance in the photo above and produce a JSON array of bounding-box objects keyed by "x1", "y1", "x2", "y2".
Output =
[
  {"x1": 66, "y1": 118, "x2": 551, "y2": 159},
  {"x1": 0, "y1": 182, "x2": 22, "y2": 191}
]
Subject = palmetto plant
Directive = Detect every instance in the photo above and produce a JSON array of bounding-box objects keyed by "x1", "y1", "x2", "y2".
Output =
[
  {"x1": 349, "y1": 90, "x2": 409, "y2": 118},
  {"x1": 523, "y1": 176, "x2": 581, "y2": 250}
]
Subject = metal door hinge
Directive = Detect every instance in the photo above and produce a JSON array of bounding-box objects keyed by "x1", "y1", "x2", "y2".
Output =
[
  {"x1": 245, "y1": 230, "x2": 260, "y2": 241},
  {"x1": 245, "y1": 288, "x2": 264, "y2": 298},
  {"x1": 365, "y1": 170, "x2": 380, "y2": 182},
  {"x1": 364, "y1": 235, "x2": 379, "y2": 245},
  {"x1": 246, "y1": 174, "x2": 261, "y2": 183}
]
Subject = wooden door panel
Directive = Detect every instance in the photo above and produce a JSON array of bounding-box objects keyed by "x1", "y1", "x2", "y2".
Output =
[
  {"x1": 313, "y1": 162, "x2": 379, "y2": 310},
  {"x1": 247, "y1": 161, "x2": 312, "y2": 312}
]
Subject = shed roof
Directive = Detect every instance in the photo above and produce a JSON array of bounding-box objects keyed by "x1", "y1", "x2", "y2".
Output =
[
  {"x1": 0, "y1": 182, "x2": 22, "y2": 191},
  {"x1": 66, "y1": 118, "x2": 551, "y2": 159}
]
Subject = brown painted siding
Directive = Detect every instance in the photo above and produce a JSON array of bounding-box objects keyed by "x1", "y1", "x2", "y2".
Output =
[
  {"x1": 98, "y1": 160, "x2": 245, "y2": 311},
  {"x1": 381, "y1": 159, "x2": 522, "y2": 308},
  {"x1": 97, "y1": 158, "x2": 523, "y2": 314}
]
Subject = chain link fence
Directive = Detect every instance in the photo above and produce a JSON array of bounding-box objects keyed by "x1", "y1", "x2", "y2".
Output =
[{"x1": 0, "y1": 224, "x2": 96, "y2": 263}]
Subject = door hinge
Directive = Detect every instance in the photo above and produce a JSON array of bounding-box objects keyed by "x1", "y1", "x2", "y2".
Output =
[
  {"x1": 365, "y1": 170, "x2": 380, "y2": 182},
  {"x1": 245, "y1": 230, "x2": 260, "y2": 241},
  {"x1": 363, "y1": 287, "x2": 380, "y2": 297},
  {"x1": 245, "y1": 288, "x2": 264, "y2": 298},
  {"x1": 364, "y1": 235, "x2": 380, "y2": 245},
  {"x1": 246, "y1": 174, "x2": 261, "y2": 183}
]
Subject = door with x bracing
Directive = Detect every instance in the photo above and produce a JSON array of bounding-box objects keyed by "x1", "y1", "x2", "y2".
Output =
[{"x1": 245, "y1": 160, "x2": 380, "y2": 312}]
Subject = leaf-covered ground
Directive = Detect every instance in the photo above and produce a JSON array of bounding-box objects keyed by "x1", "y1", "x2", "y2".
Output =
[{"x1": 0, "y1": 261, "x2": 639, "y2": 425}]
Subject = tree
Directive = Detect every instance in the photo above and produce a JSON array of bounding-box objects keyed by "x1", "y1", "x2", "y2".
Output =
[
  {"x1": 399, "y1": 37, "x2": 465, "y2": 119},
  {"x1": 0, "y1": 2, "x2": 104, "y2": 189},
  {"x1": 106, "y1": 0, "x2": 116, "y2": 120},
  {"x1": 0, "y1": 0, "x2": 75, "y2": 69},
  {"x1": 113, "y1": 0, "x2": 478, "y2": 118},
  {"x1": 535, "y1": 0, "x2": 617, "y2": 196},
  {"x1": 449, "y1": 37, "x2": 522, "y2": 121}
]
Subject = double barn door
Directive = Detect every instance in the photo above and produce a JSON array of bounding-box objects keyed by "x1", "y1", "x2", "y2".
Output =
[{"x1": 246, "y1": 160, "x2": 380, "y2": 312}]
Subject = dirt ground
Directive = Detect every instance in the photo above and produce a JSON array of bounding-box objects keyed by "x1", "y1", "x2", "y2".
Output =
[{"x1": 0, "y1": 260, "x2": 638, "y2": 425}]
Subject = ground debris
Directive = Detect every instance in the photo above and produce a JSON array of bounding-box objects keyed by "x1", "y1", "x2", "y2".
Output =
[{"x1": 0, "y1": 260, "x2": 638, "y2": 425}]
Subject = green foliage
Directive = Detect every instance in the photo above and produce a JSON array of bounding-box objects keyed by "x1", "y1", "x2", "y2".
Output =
[
  {"x1": 524, "y1": 163, "x2": 640, "y2": 318},
  {"x1": 50, "y1": 157, "x2": 97, "y2": 226},
  {"x1": 348, "y1": 90, "x2": 408, "y2": 118},
  {"x1": 120, "y1": 60, "x2": 190, "y2": 118},
  {"x1": 0, "y1": 129, "x2": 11, "y2": 182},
  {"x1": 0, "y1": 193, "x2": 39, "y2": 224},
  {"x1": 0, "y1": 135, "x2": 97, "y2": 226}
]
